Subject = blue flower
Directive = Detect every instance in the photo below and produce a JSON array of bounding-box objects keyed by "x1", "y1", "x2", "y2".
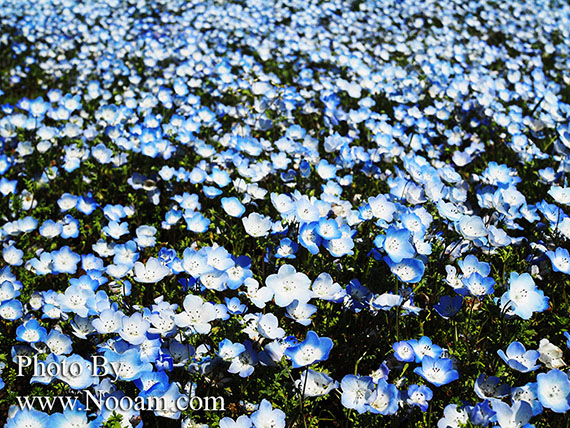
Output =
[
  {"x1": 218, "y1": 338, "x2": 246, "y2": 361},
  {"x1": 225, "y1": 297, "x2": 247, "y2": 315},
  {"x1": 16, "y1": 319, "x2": 47, "y2": 343},
  {"x1": 457, "y1": 215, "x2": 487, "y2": 240},
  {"x1": 315, "y1": 218, "x2": 342, "y2": 240},
  {"x1": 284, "y1": 330, "x2": 333, "y2": 368},
  {"x1": 462, "y1": 273, "x2": 495, "y2": 297},
  {"x1": 382, "y1": 226, "x2": 416, "y2": 263},
  {"x1": 298, "y1": 222, "x2": 322, "y2": 255},
  {"x1": 474, "y1": 374, "x2": 511, "y2": 399},
  {"x1": 51, "y1": 409, "x2": 94, "y2": 428},
  {"x1": 367, "y1": 379, "x2": 399, "y2": 415},
  {"x1": 413, "y1": 356, "x2": 459, "y2": 387},
  {"x1": 221, "y1": 197, "x2": 246, "y2": 218},
  {"x1": 275, "y1": 238, "x2": 299, "y2": 259},
  {"x1": 498, "y1": 342, "x2": 540, "y2": 372},
  {"x1": 393, "y1": 340, "x2": 416, "y2": 362},
  {"x1": 266, "y1": 264, "x2": 312, "y2": 307},
  {"x1": 409, "y1": 336, "x2": 443, "y2": 363},
  {"x1": 406, "y1": 384, "x2": 433, "y2": 412},
  {"x1": 491, "y1": 400, "x2": 533, "y2": 428},
  {"x1": 6, "y1": 409, "x2": 49, "y2": 428},
  {"x1": 536, "y1": 369, "x2": 570, "y2": 413},
  {"x1": 250, "y1": 399, "x2": 286, "y2": 428},
  {"x1": 340, "y1": 375, "x2": 375, "y2": 414},
  {"x1": 433, "y1": 295, "x2": 463, "y2": 319},
  {"x1": 545, "y1": 247, "x2": 570, "y2": 274},
  {"x1": 384, "y1": 257, "x2": 425, "y2": 283},
  {"x1": 500, "y1": 272, "x2": 549, "y2": 320}
]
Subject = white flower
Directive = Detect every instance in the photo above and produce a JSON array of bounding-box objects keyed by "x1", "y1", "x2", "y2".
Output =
[{"x1": 133, "y1": 257, "x2": 170, "y2": 283}]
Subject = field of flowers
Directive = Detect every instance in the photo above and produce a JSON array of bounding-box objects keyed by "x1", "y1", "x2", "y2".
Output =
[{"x1": 1, "y1": 0, "x2": 570, "y2": 426}]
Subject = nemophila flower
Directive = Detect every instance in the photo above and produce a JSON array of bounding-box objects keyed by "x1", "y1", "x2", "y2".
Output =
[
  {"x1": 384, "y1": 257, "x2": 425, "y2": 283},
  {"x1": 92, "y1": 308, "x2": 124, "y2": 334},
  {"x1": 119, "y1": 312, "x2": 150, "y2": 345},
  {"x1": 437, "y1": 403, "x2": 469, "y2": 428},
  {"x1": 250, "y1": 399, "x2": 286, "y2": 428},
  {"x1": 28, "y1": 252, "x2": 53, "y2": 275},
  {"x1": 340, "y1": 375, "x2": 375, "y2": 414},
  {"x1": 135, "y1": 370, "x2": 170, "y2": 397},
  {"x1": 434, "y1": 295, "x2": 463, "y2": 319},
  {"x1": 242, "y1": 212, "x2": 272, "y2": 237},
  {"x1": 266, "y1": 264, "x2": 312, "y2": 307},
  {"x1": 298, "y1": 222, "x2": 322, "y2": 255},
  {"x1": 457, "y1": 215, "x2": 487, "y2": 240},
  {"x1": 0, "y1": 178, "x2": 17, "y2": 196},
  {"x1": 51, "y1": 246, "x2": 81, "y2": 274},
  {"x1": 286, "y1": 300, "x2": 317, "y2": 326},
  {"x1": 536, "y1": 369, "x2": 570, "y2": 413},
  {"x1": 257, "y1": 313, "x2": 285, "y2": 340},
  {"x1": 311, "y1": 272, "x2": 344, "y2": 302},
  {"x1": 2, "y1": 244, "x2": 23, "y2": 266},
  {"x1": 324, "y1": 235, "x2": 355, "y2": 257},
  {"x1": 0, "y1": 299, "x2": 23, "y2": 320},
  {"x1": 315, "y1": 218, "x2": 341, "y2": 240},
  {"x1": 206, "y1": 245, "x2": 234, "y2": 271},
  {"x1": 55, "y1": 354, "x2": 97, "y2": 389},
  {"x1": 512, "y1": 383, "x2": 543, "y2": 416},
  {"x1": 370, "y1": 292, "x2": 402, "y2": 311},
  {"x1": 414, "y1": 357, "x2": 459, "y2": 386},
  {"x1": 548, "y1": 186, "x2": 570, "y2": 205},
  {"x1": 545, "y1": 247, "x2": 570, "y2": 274},
  {"x1": 467, "y1": 400, "x2": 496, "y2": 427},
  {"x1": 220, "y1": 415, "x2": 252, "y2": 428},
  {"x1": 366, "y1": 379, "x2": 399, "y2": 415},
  {"x1": 295, "y1": 369, "x2": 338, "y2": 398},
  {"x1": 175, "y1": 294, "x2": 217, "y2": 334},
  {"x1": 228, "y1": 340, "x2": 258, "y2": 377},
  {"x1": 225, "y1": 296, "x2": 247, "y2": 315},
  {"x1": 474, "y1": 374, "x2": 511, "y2": 399},
  {"x1": 102, "y1": 220, "x2": 129, "y2": 239},
  {"x1": 498, "y1": 342, "x2": 540, "y2": 373},
  {"x1": 218, "y1": 338, "x2": 246, "y2": 361},
  {"x1": 58, "y1": 284, "x2": 96, "y2": 317},
  {"x1": 462, "y1": 272, "x2": 495, "y2": 297},
  {"x1": 407, "y1": 384, "x2": 433, "y2": 412},
  {"x1": 491, "y1": 400, "x2": 533, "y2": 428},
  {"x1": 16, "y1": 319, "x2": 47, "y2": 343},
  {"x1": 368, "y1": 194, "x2": 396, "y2": 222},
  {"x1": 458, "y1": 255, "x2": 491, "y2": 278},
  {"x1": 50, "y1": 408, "x2": 94, "y2": 428},
  {"x1": 169, "y1": 341, "x2": 194, "y2": 367},
  {"x1": 16, "y1": 215, "x2": 38, "y2": 233},
  {"x1": 366, "y1": 362, "x2": 389, "y2": 384},
  {"x1": 275, "y1": 238, "x2": 298, "y2": 259},
  {"x1": 184, "y1": 211, "x2": 210, "y2": 233},
  {"x1": 285, "y1": 331, "x2": 333, "y2": 368},
  {"x1": 221, "y1": 196, "x2": 246, "y2": 218},
  {"x1": 104, "y1": 348, "x2": 152, "y2": 382},
  {"x1": 45, "y1": 329, "x2": 73, "y2": 355},
  {"x1": 487, "y1": 225, "x2": 513, "y2": 247},
  {"x1": 409, "y1": 336, "x2": 443, "y2": 363},
  {"x1": 243, "y1": 278, "x2": 273, "y2": 309},
  {"x1": 500, "y1": 272, "x2": 549, "y2": 320},
  {"x1": 393, "y1": 340, "x2": 416, "y2": 362},
  {"x1": 0, "y1": 280, "x2": 20, "y2": 303},
  {"x1": 6, "y1": 409, "x2": 49, "y2": 428},
  {"x1": 381, "y1": 226, "x2": 415, "y2": 263},
  {"x1": 133, "y1": 257, "x2": 170, "y2": 283},
  {"x1": 59, "y1": 215, "x2": 79, "y2": 239}
]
